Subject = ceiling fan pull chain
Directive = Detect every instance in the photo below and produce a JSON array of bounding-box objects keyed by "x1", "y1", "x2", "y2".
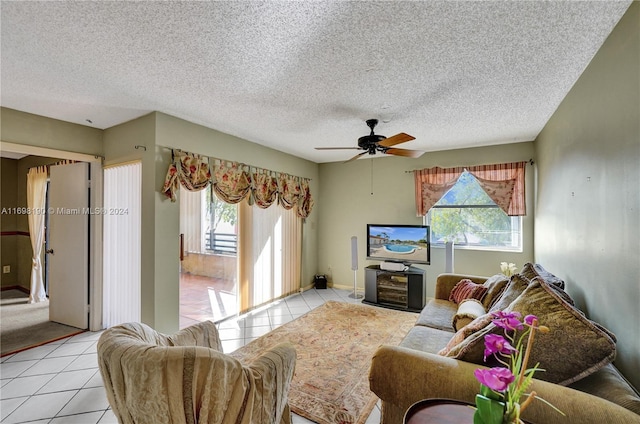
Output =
[{"x1": 371, "y1": 158, "x2": 374, "y2": 195}]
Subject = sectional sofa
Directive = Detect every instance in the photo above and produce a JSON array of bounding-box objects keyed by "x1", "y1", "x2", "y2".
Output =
[{"x1": 369, "y1": 264, "x2": 640, "y2": 423}]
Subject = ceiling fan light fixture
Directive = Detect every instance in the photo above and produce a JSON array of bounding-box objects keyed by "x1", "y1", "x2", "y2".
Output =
[{"x1": 315, "y1": 118, "x2": 423, "y2": 161}]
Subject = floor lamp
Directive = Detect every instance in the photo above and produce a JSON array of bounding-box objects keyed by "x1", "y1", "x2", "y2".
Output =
[{"x1": 348, "y1": 236, "x2": 363, "y2": 299}]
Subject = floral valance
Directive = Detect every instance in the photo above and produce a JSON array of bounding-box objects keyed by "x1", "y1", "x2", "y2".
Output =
[
  {"x1": 414, "y1": 161, "x2": 526, "y2": 216},
  {"x1": 162, "y1": 150, "x2": 313, "y2": 219},
  {"x1": 162, "y1": 151, "x2": 211, "y2": 201}
]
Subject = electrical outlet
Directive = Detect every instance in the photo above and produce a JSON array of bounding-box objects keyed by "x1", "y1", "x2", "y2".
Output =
[{"x1": 2, "y1": 265, "x2": 10, "y2": 274}]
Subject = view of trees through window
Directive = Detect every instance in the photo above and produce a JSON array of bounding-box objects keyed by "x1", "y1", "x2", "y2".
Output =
[
  {"x1": 427, "y1": 171, "x2": 521, "y2": 250},
  {"x1": 205, "y1": 187, "x2": 237, "y2": 255}
]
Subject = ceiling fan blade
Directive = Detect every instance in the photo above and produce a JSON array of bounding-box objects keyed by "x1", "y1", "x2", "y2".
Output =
[
  {"x1": 385, "y1": 148, "x2": 424, "y2": 158},
  {"x1": 345, "y1": 151, "x2": 368, "y2": 163},
  {"x1": 378, "y1": 133, "x2": 415, "y2": 148},
  {"x1": 315, "y1": 147, "x2": 361, "y2": 150}
]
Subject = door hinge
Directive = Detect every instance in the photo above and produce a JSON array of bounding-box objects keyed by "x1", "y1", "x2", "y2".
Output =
[{"x1": 86, "y1": 304, "x2": 91, "y2": 314}]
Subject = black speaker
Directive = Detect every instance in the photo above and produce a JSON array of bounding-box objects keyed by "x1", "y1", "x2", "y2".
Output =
[
  {"x1": 314, "y1": 274, "x2": 327, "y2": 289},
  {"x1": 351, "y1": 236, "x2": 358, "y2": 271}
]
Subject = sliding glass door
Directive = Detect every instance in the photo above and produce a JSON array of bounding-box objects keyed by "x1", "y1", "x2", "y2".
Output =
[{"x1": 179, "y1": 185, "x2": 238, "y2": 325}]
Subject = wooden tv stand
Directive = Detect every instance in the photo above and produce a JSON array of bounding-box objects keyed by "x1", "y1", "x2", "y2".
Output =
[{"x1": 363, "y1": 265, "x2": 426, "y2": 312}]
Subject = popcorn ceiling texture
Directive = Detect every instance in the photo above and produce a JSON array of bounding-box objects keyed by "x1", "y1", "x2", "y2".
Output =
[{"x1": 0, "y1": 1, "x2": 631, "y2": 163}]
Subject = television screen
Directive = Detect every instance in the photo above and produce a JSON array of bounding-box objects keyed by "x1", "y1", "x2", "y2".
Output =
[{"x1": 366, "y1": 224, "x2": 430, "y2": 265}]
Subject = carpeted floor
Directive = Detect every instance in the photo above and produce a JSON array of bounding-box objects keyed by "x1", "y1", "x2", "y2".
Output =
[
  {"x1": 1, "y1": 289, "x2": 84, "y2": 356},
  {"x1": 231, "y1": 300, "x2": 418, "y2": 424}
]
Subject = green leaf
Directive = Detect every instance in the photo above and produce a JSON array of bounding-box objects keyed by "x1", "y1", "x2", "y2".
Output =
[
  {"x1": 479, "y1": 384, "x2": 503, "y2": 401},
  {"x1": 475, "y1": 394, "x2": 505, "y2": 424}
]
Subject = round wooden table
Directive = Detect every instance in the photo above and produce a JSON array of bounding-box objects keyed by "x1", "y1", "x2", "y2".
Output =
[{"x1": 404, "y1": 399, "x2": 475, "y2": 424}]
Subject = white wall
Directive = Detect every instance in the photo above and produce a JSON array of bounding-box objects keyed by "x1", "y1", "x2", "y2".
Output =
[
  {"x1": 534, "y1": 2, "x2": 639, "y2": 389},
  {"x1": 317, "y1": 141, "x2": 535, "y2": 297}
]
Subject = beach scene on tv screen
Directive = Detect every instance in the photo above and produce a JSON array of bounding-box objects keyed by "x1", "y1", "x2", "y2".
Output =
[{"x1": 368, "y1": 226, "x2": 429, "y2": 262}]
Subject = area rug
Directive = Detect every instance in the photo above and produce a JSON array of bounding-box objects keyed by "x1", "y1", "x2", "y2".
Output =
[
  {"x1": 1, "y1": 289, "x2": 84, "y2": 356},
  {"x1": 230, "y1": 300, "x2": 417, "y2": 424}
]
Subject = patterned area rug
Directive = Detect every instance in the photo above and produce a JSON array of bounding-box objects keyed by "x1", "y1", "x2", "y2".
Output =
[{"x1": 230, "y1": 300, "x2": 417, "y2": 424}]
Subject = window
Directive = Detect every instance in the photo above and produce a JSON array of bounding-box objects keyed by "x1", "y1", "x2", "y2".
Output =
[{"x1": 425, "y1": 171, "x2": 522, "y2": 251}]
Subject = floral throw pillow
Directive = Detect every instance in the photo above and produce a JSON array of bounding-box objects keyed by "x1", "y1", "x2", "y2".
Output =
[
  {"x1": 445, "y1": 278, "x2": 617, "y2": 385},
  {"x1": 449, "y1": 279, "x2": 488, "y2": 304}
]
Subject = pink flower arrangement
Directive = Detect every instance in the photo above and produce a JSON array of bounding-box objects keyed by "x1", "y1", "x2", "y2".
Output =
[{"x1": 473, "y1": 311, "x2": 563, "y2": 424}]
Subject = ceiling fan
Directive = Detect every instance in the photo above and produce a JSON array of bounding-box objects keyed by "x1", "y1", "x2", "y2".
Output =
[{"x1": 315, "y1": 119, "x2": 424, "y2": 162}]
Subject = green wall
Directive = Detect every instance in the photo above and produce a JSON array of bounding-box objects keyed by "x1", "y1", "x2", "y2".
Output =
[
  {"x1": 534, "y1": 2, "x2": 639, "y2": 389},
  {"x1": 317, "y1": 142, "x2": 535, "y2": 296}
]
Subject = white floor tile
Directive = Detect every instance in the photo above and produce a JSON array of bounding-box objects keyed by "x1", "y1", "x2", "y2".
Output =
[
  {"x1": 221, "y1": 339, "x2": 245, "y2": 353},
  {"x1": 84, "y1": 370, "x2": 105, "y2": 388},
  {"x1": 2, "y1": 390, "x2": 77, "y2": 423},
  {"x1": 37, "y1": 368, "x2": 97, "y2": 394},
  {"x1": 58, "y1": 386, "x2": 110, "y2": 416},
  {"x1": 0, "y1": 373, "x2": 55, "y2": 399},
  {"x1": 50, "y1": 410, "x2": 105, "y2": 423},
  {"x1": 20, "y1": 356, "x2": 76, "y2": 377},
  {"x1": 4, "y1": 344, "x2": 58, "y2": 362},
  {"x1": 0, "y1": 396, "x2": 28, "y2": 421},
  {"x1": 270, "y1": 314, "x2": 294, "y2": 326},
  {"x1": 288, "y1": 306, "x2": 311, "y2": 314},
  {"x1": 98, "y1": 408, "x2": 119, "y2": 423},
  {"x1": 217, "y1": 327, "x2": 245, "y2": 340},
  {"x1": 0, "y1": 360, "x2": 39, "y2": 379},
  {"x1": 64, "y1": 353, "x2": 99, "y2": 372},
  {"x1": 244, "y1": 326, "x2": 272, "y2": 338},
  {"x1": 48, "y1": 341, "x2": 95, "y2": 358}
]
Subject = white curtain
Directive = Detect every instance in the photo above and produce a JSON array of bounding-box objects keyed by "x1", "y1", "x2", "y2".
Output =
[
  {"x1": 103, "y1": 162, "x2": 142, "y2": 327},
  {"x1": 179, "y1": 185, "x2": 205, "y2": 253},
  {"x1": 27, "y1": 166, "x2": 48, "y2": 303},
  {"x1": 238, "y1": 200, "x2": 302, "y2": 314}
]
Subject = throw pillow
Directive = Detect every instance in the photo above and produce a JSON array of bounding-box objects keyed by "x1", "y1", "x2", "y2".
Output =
[
  {"x1": 452, "y1": 299, "x2": 487, "y2": 331},
  {"x1": 488, "y1": 274, "x2": 529, "y2": 312},
  {"x1": 438, "y1": 312, "x2": 494, "y2": 356},
  {"x1": 521, "y1": 262, "x2": 565, "y2": 289},
  {"x1": 481, "y1": 274, "x2": 510, "y2": 309},
  {"x1": 446, "y1": 278, "x2": 617, "y2": 386},
  {"x1": 449, "y1": 279, "x2": 488, "y2": 304},
  {"x1": 520, "y1": 263, "x2": 575, "y2": 305}
]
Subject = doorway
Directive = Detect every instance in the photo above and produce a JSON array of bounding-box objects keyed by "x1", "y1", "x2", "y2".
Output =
[
  {"x1": 179, "y1": 184, "x2": 238, "y2": 328},
  {"x1": 0, "y1": 148, "x2": 101, "y2": 355},
  {"x1": 0, "y1": 143, "x2": 103, "y2": 334}
]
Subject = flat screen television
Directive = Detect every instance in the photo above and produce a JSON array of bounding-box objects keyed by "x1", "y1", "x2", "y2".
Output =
[{"x1": 366, "y1": 224, "x2": 430, "y2": 265}]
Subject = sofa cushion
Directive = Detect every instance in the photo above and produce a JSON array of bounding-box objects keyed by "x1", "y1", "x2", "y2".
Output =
[
  {"x1": 452, "y1": 299, "x2": 486, "y2": 331},
  {"x1": 449, "y1": 279, "x2": 488, "y2": 304},
  {"x1": 444, "y1": 279, "x2": 617, "y2": 386},
  {"x1": 399, "y1": 324, "x2": 458, "y2": 354},
  {"x1": 488, "y1": 274, "x2": 529, "y2": 312},
  {"x1": 569, "y1": 364, "x2": 640, "y2": 415},
  {"x1": 415, "y1": 299, "x2": 457, "y2": 332},
  {"x1": 481, "y1": 274, "x2": 510, "y2": 309},
  {"x1": 520, "y1": 262, "x2": 565, "y2": 289}
]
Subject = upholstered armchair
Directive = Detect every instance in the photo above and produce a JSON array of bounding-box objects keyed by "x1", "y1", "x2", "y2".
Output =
[{"x1": 97, "y1": 321, "x2": 296, "y2": 424}]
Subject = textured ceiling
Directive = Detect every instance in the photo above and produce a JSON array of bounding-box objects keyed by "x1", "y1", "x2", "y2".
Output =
[{"x1": 0, "y1": 1, "x2": 631, "y2": 163}]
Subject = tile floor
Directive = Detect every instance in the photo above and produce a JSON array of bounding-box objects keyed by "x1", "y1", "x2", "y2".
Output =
[{"x1": 1, "y1": 287, "x2": 380, "y2": 424}]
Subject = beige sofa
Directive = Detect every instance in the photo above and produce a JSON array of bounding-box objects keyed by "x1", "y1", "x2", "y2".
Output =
[{"x1": 369, "y1": 269, "x2": 640, "y2": 424}]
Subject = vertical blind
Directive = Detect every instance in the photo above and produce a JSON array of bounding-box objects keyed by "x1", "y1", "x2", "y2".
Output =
[
  {"x1": 103, "y1": 162, "x2": 142, "y2": 327},
  {"x1": 179, "y1": 185, "x2": 205, "y2": 253},
  {"x1": 238, "y1": 199, "x2": 302, "y2": 314}
]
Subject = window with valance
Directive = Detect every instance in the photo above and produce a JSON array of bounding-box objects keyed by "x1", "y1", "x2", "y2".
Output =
[
  {"x1": 162, "y1": 150, "x2": 314, "y2": 219},
  {"x1": 414, "y1": 161, "x2": 526, "y2": 217}
]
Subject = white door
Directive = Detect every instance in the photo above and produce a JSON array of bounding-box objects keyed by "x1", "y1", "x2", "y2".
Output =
[{"x1": 48, "y1": 162, "x2": 89, "y2": 329}]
